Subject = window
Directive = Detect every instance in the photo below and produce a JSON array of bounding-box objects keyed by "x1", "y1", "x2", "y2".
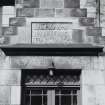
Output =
[
  {"x1": 55, "y1": 89, "x2": 79, "y2": 105},
  {"x1": 22, "y1": 69, "x2": 81, "y2": 105},
  {"x1": 24, "y1": 88, "x2": 47, "y2": 105},
  {"x1": 23, "y1": 87, "x2": 80, "y2": 105}
]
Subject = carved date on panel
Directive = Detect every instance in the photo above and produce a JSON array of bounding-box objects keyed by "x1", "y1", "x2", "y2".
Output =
[{"x1": 31, "y1": 22, "x2": 73, "y2": 44}]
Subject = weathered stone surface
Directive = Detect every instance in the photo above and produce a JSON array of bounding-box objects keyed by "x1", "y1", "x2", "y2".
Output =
[
  {"x1": 87, "y1": 36, "x2": 100, "y2": 44},
  {"x1": 98, "y1": 57, "x2": 105, "y2": 70},
  {"x1": 81, "y1": 0, "x2": 96, "y2": 8},
  {"x1": 82, "y1": 85, "x2": 96, "y2": 105},
  {"x1": 32, "y1": 22, "x2": 72, "y2": 30},
  {"x1": 0, "y1": 37, "x2": 10, "y2": 44},
  {"x1": 72, "y1": 29, "x2": 83, "y2": 43},
  {"x1": 64, "y1": 0, "x2": 80, "y2": 8},
  {"x1": 16, "y1": 8, "x2": 34, "y2": 17},
  {"x1": 35, "y1": 9, "x2": 55, "y2": 17},
  {"x1": 2, "y1": 14, "x2": 15, "y2": 26},
  {"x1": 32, "y1": 22, "x2": 73, "y2": 44},
  {"x1": 82, "y1": 70, "x2": 105, "y2": 85},
  {"x1": 79, "y1": 18, "x2": 94, "y2": 26},
  {"x1": 40, "y1": 0, "x2": 64, "y2": 8},
  {"x1": 2, "y1": 26, "x2": 17, "y2": 35},
  {"x1": 82, "y1": 84, "x2": 105, "y2": 105},
  {"x1": 87, "y1": 7, "x2": 96, "y2": 18},
  {"x1": 102, "y1": 27, "x2": 105, "y2": 36},
  {"x1": 11, "y1": 86, "x2": 21, "y2": 104},
  {"x1": 93, "y1": 36, "x2": 100, "y2": 44},
  {"x1": 9, "y1": 17, "x2": 26, "y2": 26},
  {"x1": 0, "y1": 86, "x2": 11, "y2": 104},
  {"x1": 0, "y1": 70, "x2": 21, "y2": 85},
  {"x1": 15, "y1": 0, "x2": 22, "y2": 4},
  {"x1": 9, "y1": 26, "x2": 28, "y2": 44},
  {"x1": 95, "y1": 85, "x2": 105, "y2": 105},
  {"x1": 100, "y1": 0, "x2": 105, "y2": 27},
  {"x1": 55, "y1": 8, "x2": 87, "y2": 17},
  {"x1": 23, "y1": 0, "x2": 39, "y2": 8},
  {"x1": 2, "y1": 6, "x2": 15, "y2": 15},
  {"x1": 2, "y1": 6, "x2": 16, "y2": 26},
  {"x1": 0, "y1": 8, "x2": 2, "y2": 36},
  {"x1": 32, "y1": 30, "x2": 72, "y2": 44},
  {"x1": 10, "y1": 56, "x2": 92, "y2": 69},
  {"x1": 86, "y1": 27, "x2": 102, "y2": 36}
]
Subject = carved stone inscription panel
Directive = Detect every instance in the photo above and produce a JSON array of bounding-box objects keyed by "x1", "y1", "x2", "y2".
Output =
[{"x1": 31, "y1": 22, "x2": 73, "y2": 44}]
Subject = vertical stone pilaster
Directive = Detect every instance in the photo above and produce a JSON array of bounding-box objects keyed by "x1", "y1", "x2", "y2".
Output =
[
  {"x1": 11, "y1": 86, "x2": 21, "y2": 105},
  {"x1": 82, "y1": 70, "x2": 105, "y2": 105}
]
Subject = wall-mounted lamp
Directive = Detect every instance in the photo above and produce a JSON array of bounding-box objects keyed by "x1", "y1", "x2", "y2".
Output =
[
  {"x1": 49, "y1": 69, "x2": 54, "y2": 76},
  {"x1": 48, "y1": 60, "x2": 55, "y2": 76}
]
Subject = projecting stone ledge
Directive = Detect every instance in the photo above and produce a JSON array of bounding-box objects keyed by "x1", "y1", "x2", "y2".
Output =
[
  {"x1": 9, "y1": 17, "x2": 26, "y2": 26},
  {"x1": 0, "y1": 44, "x2": 103, "y2": 56},
  {"x1": 2, "y1": 26, "x2": 17, "y2": 36}
]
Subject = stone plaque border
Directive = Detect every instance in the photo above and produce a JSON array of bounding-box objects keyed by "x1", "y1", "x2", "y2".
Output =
[{"x1": 31, "y1": 22, "x2": 73, "y2": 44}]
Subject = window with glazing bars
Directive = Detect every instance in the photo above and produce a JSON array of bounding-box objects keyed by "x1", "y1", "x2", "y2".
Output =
[{"x1": 23, "y1": 87, "x2": 80, "y2": 105}]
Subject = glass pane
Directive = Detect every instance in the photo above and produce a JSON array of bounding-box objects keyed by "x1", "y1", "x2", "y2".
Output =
[
  {"x1": 31, "y1": 90, "x2": 42, "y2": 95},
  {"x1": 61, "y1": 90, "x2": 71, "y2": 94},
  {"x1": 73, "y1": 96, "x2": 77, "y2": 105},
  {"x1": 43, "y1": 90, "x2": 47, "y2": 95},
  {"x1": 61, "y1": 96, "x2": 71, "y2": 105},
  {"x1": 73, "y1": 90, "x2": 77, "y2": 94},
  {"x1": 31, "y1": 96, "x2": 42, "y2": 105},
  {"x1": 43, "y1": 96, "x2": 47, "y2": 105},
  {"x1": 25, "y1": 90, "x2": 30, "y2": 95},
  {"x1": 55, "y1": 90, "x2": 59, "y2": 94},
  {"x1": 55, "y1": 96, "x2": 59, "y2": 105},
  {"x1": 25, "y1": 96, "x2": 30, "y2": 105}
]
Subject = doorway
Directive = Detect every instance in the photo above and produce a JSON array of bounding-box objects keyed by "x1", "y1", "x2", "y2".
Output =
[{"x1": 22, "y1": 69, "x2": 81, "y2": 105}]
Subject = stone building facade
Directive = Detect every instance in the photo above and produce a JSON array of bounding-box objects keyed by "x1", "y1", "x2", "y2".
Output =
[{"x1": 0, "y1": 0, "x2": 105, "y2": 105}]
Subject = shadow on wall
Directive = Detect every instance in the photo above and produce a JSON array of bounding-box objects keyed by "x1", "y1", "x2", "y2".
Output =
[{"x1": 0, "y1": 0, "x2": 15, "y2": 6}]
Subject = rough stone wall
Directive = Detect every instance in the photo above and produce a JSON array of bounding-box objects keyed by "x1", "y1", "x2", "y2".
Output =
[
  {"x1": 0, "y1": 0, "x2": 105, "y2": 105},
  {"x1": 0, "y1": 0, "x2": 104, "y2": 45}
]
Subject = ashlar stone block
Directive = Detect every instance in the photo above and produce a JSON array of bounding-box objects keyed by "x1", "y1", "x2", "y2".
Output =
[
  {"x1": 0, "y1": 86, "x2": 11, "y2": 104},
  {"x1": 35, "y1": 9, "x2": 55, "y2": 17},
  {"x1": 79, "y1": 18, "x2": 94, "y2": 26},
  {"x1": 16, "y1": 8, "x2": 34, "y2": 17},
  {"x1": 72, "y1": 29, "x2": 83, "y2": 43},
  {"x1": 82, "y1": 85, "x2": 96, "y2": 105},
  {"x1": 2, "y1": 26, "x2": 17, "y2": 36},
  {"x1": 9, "y1": 17, "x2": 26, "y2": 26},
  {"x1": 86, "y1": 27, "x2": 102, "y2": 36},
  {"x1": 2, "y1": 6, "x2": 15, "y2": 15},
  {"x1": 0, "y1": 70, "x2": 21, "y2": 85},
  {"x1": 40, "y1": 0, "x2": 64, "y2": 8},
  {"x1": 64, "y1": 0, "x2": 80, "y2": 8},
  {"x1": 0, "y1": 37, "x2": 10, "y2": 44},
  {"x1": 55, "y1": 8, "x2": 87, "y2": 17},
  {"x1": 95, "y1": 86, "x2": 105, "y2": 105},
  {"x1": 23, "y1": 0, "x2": 39, "y2": 8},
  {"x1": 11, "y1": 86, "x2": 21, "y2": 105},
  {"x1": 82, "y1": 70, "x2": 105, "y2": 85}
]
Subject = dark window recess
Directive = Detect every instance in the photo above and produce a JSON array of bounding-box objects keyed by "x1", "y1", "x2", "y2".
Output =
[{"x1": 0, "y1": 0, "x2": 15, "y2": 6}]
